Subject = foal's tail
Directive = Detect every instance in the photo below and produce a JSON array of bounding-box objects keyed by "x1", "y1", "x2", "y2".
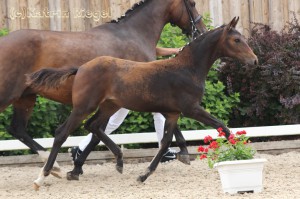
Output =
[{"x1": 26, "y1": 67, "x2": 78, "y2": 90}]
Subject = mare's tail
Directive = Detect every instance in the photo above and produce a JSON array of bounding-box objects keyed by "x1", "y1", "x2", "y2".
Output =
[{"x1": 26, "y1": 67, "x2": 78, "y2": 90}]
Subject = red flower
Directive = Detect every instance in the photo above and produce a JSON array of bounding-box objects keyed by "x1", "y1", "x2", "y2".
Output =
[
  {"x1": 229, "y1": 139, "x2": 236, "y2": 145},
  {"x1": 236, "y1": 130, "x2": 247, "y2": 135},
  {"x1": 200, "y1": 154, "x2": 207, "y2": 159},
  {"x1": 217, "y1": 127, "x2": 226, "y2": 137},
  {"x1": 204, "y1": 135, "x2": 213, "y2": 143},
  {"x1": 217, "y1": 127, "x2": 223, "y2": 133},
  {"x1": 209, "y1": 141, "x2": 219, "y2": 149},
  {"x1": 228, "y1": 133, "x2": 235, "y2": 140},
  {"x1": 204, "y1": 148, "x2": 209, "y2": 153},
  {"x1": 197, "y1": 146, "x2": 205, "y2": 152},
  {"x1": 218, "y1": 131, "x2": 226, "y2": 137}
]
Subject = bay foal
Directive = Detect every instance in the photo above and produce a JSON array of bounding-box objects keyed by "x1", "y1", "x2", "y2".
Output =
[{"x1": 27, "y1": 17, "x2": 258, "y2": 188}]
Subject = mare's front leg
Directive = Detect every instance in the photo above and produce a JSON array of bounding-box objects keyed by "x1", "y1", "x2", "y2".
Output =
[
  {"x1": 138, "y1": 113, "x2": 179, "y2": 183},
  {"x1": 183, "y1": 105, "x2": 231, "y2": 138},
  {"x1": 11, "y1": 95, "x2": 62, "y2": 176},
  {"x1": 33, "y1": 109, "x2": 88, "y2": 190}
]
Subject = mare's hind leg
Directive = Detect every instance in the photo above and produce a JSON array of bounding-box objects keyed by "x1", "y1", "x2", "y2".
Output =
[
  {"x1": 10, "y1": 95, "x2": 61, "y2": 177},
  {"x1": 9, "y1": 94, "x2": 43, "y2": 152},
  {"x1": 138, "y1": 113, "x2": 179, "y2": 183},
  {"x1": 173, "y1": 125, "x2": 190, "y2": 165},
  {"x1": 67, "y1": 102, "x2": 122, "y2": 181}
]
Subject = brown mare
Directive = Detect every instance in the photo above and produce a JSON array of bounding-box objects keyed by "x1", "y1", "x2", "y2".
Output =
[
  {"x1": 27, "y1": 17, "x2": 258, "y2": 189},
  {"x1": 0, "y1": 0, "x2": 206, "y2": 177}
]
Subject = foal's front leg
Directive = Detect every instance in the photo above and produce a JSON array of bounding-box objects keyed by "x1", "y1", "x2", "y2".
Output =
[
  {"x1": 138, "y1": 113, "x2": 179, "y2": 183},
  {"x1": 183, "y1": 105, "x2": 231, "y2": 138},
  {"x1": 67, "y1": 134, "x2": 101, "y2": 180},
  {"x1": 173, "y1": 125, "x2": 190, "y2": 165}
]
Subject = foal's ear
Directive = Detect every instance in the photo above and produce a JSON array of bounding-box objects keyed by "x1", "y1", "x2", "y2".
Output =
[{"x1": 227, "y1": 17, "x2": 239, "y2": 31}]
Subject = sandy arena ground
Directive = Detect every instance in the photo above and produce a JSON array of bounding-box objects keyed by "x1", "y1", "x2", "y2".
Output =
[{"x1": 0, "y1": 151, "x2": 299, "y2": 199}]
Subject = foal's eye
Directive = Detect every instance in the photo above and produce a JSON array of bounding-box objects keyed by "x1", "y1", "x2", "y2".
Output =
[{"x1": 234, "y1": 38, "x2": 241, "y2": 43}]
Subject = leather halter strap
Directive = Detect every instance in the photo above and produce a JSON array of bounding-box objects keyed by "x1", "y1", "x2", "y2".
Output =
[{"x1": 183, "y1": 0, "x2": 202, "y2": 39}]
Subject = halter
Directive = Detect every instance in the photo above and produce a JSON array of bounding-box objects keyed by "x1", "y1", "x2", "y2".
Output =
[
  {"x1": 171, "y1": 0, "x2": 203, "y2": 40},
  {"x1": 183, "y1": 0, "x2": 202, "y2": 39}
]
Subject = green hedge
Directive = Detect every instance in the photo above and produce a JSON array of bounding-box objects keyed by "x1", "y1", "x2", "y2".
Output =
[{"x1": 0, "y1": 15, "x2": 240, "y2": 152}]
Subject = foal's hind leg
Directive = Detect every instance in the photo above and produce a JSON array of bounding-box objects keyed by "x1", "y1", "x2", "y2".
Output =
[
  {"x1": 10, "y1": 95, "x2": 61, "y2": 177},
  {"x1": 138, "y1": 113, "x2": 179, "y2": 183},
  {"x1": 84, "y1": 104, "x2": 123, "y2": 172},
  {"x1": 67, "y1": 104, "x2": 123, "y2": 180}
]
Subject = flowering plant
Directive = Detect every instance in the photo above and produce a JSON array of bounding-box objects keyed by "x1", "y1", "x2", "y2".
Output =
[{"x1": 198, "y1": 128, "x2": 256, "y2": 168}]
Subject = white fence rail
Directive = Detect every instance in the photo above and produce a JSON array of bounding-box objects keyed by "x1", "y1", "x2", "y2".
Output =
[{"x1": 0, "y1": 125, "x2": 299, "y2": 151}]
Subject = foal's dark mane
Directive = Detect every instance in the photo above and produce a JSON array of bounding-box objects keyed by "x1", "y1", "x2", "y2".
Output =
[
  {"x1": 110, "y1": 0, "x2": 150, "y2": 23},
  {"x1": 177, "y1": 25, "x2": 225, "y2": 56}
]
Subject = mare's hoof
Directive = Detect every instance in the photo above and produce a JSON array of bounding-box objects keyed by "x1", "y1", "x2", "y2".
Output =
[
  {"x1": 116, "y1": 165, "x2": 123, "y2": 174},
  {"x1": 67, "y1": 171, "x2": 79, "y2": 181},
  {"x1": 178, "y1": 153, "x2": 190, "y2": 165},
  {"x1": 50, "y1": 167, "x2": 62, "y2": 179}
]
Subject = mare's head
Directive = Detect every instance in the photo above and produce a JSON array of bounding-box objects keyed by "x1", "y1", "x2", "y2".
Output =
[
  {"x1": 169, "y1": 0, "x2": 207, "y2": 38},
  {"x1": 216, "y1": 17, "x2": 258, "y2": 65}
]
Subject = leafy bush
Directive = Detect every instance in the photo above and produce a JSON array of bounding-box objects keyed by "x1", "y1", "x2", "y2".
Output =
[
  {"x1": 219, "y1": 16, "x2": 300, "y2": 126},
  {"x1": 0, "y1": 98, "x2": 73, "y2": 139},
  {"x1": 0, "y1": 28, "x2": 8, "y2": 36}
]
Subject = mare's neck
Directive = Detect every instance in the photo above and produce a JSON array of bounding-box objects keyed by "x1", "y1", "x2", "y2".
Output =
[{"x1": 102, "y1": 0, "x2": 171, "y2": 49}]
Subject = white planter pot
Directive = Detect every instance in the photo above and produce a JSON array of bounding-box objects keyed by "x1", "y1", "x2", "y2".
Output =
[{"x1": 214, "y1": 158, "x2": 267, "y2": 194}]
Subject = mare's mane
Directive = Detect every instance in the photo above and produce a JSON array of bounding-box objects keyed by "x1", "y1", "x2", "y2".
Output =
[{"x1": 110, "y1": 0, "x2": 150, "y2": 23}]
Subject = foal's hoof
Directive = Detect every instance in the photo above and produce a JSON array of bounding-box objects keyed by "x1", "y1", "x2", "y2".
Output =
[
  {"x1": 137, "y1": 175, "x2": 147, "y2": 183},
  {"x1": 177, "y1": 153, "x2": 190, "y2": 165},
  {"x1": 116, "y1": 165, "x2": 123, "y2": 174},
  {"x1": 50, "y1": 167, "x2": 62, "y2": 179},
  {"x1": 67, "y1": 171, "x2": 80, "y2": 181}
]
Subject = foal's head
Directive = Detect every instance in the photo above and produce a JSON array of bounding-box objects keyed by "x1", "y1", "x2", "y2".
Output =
[
  {"x1": 217, "y1": 17, "x2": 258, "y2": 65},
  {"x1": 169, "y1": 0, "x2": 207, "y2": 37}
]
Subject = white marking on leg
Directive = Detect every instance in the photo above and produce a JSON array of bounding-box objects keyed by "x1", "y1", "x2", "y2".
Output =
[{"x1": 33, "y1": 166, "x2": 46, "y2": 190}]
